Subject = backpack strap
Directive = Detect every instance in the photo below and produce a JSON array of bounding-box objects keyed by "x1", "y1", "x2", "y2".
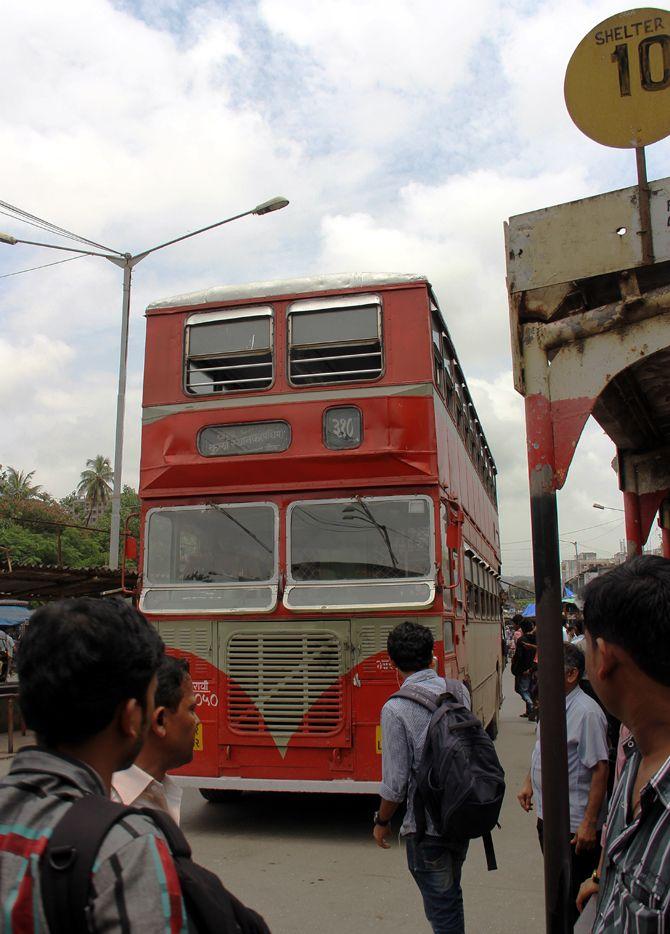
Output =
[
  {"x1": 482, "y1": 830, "x2": 497, "y2": 871},
  {"x1": 391, "y1": 684, "x2": 439, "y2": 711},
  {"x1": 40, "y1": 795, "x2": 142, "y2": 934},
  {"x1": 137, "y1": 806, "x2": 191, "y2": 857}
]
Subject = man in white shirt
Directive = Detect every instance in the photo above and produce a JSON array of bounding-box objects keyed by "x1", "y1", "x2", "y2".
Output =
[
  {"x1": 518, "y1": 642, "x2": 609, "y2": 928},
  {"x1": 112, "y1": 656, "x2": 199, "y2": 824}
]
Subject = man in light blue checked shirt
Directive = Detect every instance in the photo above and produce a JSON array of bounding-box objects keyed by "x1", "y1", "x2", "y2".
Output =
[
  {"x1": 517, "y1": 642, "x2": 609, "y2": 929},
  {"x1": 373, "y1": 621, "x2": 471, "y2": 934}
]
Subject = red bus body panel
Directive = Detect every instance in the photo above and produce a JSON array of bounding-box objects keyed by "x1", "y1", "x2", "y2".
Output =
[{"x1": 139, "y1": 276, "x2": 501, "y2": 790}]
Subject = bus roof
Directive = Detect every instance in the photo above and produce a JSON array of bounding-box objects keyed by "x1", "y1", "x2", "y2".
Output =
[{"x1": 146, "y1": 272, "x2": 429, "y2": 311}]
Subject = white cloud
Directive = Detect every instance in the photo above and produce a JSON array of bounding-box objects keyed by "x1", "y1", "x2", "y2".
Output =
[{"x1": 0, "y1": 0, "x2": 666, "y2": 574}]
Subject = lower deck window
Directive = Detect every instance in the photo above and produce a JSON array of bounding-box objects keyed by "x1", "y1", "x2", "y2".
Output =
[
  {"x1": 142, "y1": 503, "x2": 278, "y2": 613},
  {"x1": 285, "y1": 496, "x2": 435, "y2": 609}
]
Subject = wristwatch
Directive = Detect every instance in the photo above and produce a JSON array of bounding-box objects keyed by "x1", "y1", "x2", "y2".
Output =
[
  {"x1": 374, "y1": 810, "x2": 391, "y2": 827},
  {"x1": 591, "y1": 870, "x2": 600, "y2": 885}
]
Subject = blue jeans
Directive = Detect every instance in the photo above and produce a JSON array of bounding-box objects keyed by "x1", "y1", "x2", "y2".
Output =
[
  {"x1": 516, "y1": 673, "x2": 534, "y2": 716},
  {"x1": 405, "y1": 835, "x2": 468, "y2": 934}
]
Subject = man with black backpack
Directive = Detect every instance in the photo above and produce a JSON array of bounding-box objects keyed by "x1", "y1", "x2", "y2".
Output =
[
  {"x1": 373, "y1": 622, "x2": 505, "y2": 934},
  {"x1": 0, "y1": 596, "x2": 269, "y2": 934}
]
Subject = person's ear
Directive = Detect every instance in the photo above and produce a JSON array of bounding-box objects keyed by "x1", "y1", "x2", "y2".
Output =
[
  {"x1": 118, "y1": 698, "x2": 144, "y2": 741},
  {"x1": 595, "y1": 638, "x2": 618, "y2": 680},
  {"x1": 153, "y1": 705, "x2": 168, "y2": 739}
]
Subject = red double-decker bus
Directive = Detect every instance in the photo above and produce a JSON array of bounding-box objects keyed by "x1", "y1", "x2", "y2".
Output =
[{"x1": 138, "y1": 272, "x2": 502, "y2": 796}]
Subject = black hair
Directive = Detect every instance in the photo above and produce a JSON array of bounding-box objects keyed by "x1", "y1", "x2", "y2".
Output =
[
  {"x1": 387, "y1": 621, "x2": 434, "y2": 672},
  {"x1": 512, "y1": 614, "x2": 523, "y2": 625},
  {"x1": 564, "y1": 642, "x2": 585, "y2": 678},
  {"x1": 17, "y1": 597, "x2": 164, "y2": 747},
  {"x1": 520, "y1": 618, "x2": 535, "y2": 634},
  {"x1": 568, "y1": 618, "x2": 584, "y2": 636},
  {"x1": 583, "y1": 555, "x2": 670, "y2": 686},
  {"x1": 156, "y1": 656, "x2": 190, "y2": 711}
]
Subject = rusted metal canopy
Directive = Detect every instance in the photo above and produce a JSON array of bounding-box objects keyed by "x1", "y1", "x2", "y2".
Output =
[
  {"x1": 506, "y1": 176, "x2": 670, "y2": 518},
  {"x1": 506, "y1": 177, "x2": 670, "y2": 934},
  {"x1": 0, "y1": 565, "x2": 137, "y2": 602}
]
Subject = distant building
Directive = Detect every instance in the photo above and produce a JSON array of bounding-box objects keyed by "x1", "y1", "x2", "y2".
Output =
[
  {"x1": 66, "y1": 495, "x2": 107, "y2": 527},
  {"x1": 561, "y1": 552, "x2": 598, "y2": 582},
  {"x1": 563, "y1": 544, "x2": 662, "y2": 596}
]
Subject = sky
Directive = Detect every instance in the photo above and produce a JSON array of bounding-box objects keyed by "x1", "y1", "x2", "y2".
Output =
[{"x1": 1, "y1": 0, "x2": 668, "y2": 576}]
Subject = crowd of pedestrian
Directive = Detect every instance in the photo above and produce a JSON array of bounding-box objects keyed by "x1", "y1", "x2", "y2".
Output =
[{"x1": 0, "y1": 556, "x2": 668, "y2": 932}]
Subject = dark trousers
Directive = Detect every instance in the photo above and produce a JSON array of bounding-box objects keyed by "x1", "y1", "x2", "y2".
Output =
[{"x1": 537, "y1": 818, "x2": 601, "y2": 929}]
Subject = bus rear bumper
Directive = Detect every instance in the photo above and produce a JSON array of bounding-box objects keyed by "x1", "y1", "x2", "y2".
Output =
[{"x1": 174, "y1": 775, "x2": 380, "y2": 794}]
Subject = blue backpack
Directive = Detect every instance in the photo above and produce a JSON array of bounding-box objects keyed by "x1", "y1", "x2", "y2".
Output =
[{"x1": 393, "y1": 681, "x2": 505, "y2": 871}]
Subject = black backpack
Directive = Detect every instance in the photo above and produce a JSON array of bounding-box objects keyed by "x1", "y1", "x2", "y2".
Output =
[
  {"x1": 40, "y1": 795, "x2": 270, "y2": 934},
  {"x1": 393, "y1": 681, "x2": 505, "y2": 871}
]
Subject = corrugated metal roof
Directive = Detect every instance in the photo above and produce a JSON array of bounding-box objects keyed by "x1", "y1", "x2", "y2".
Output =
[{"x1": 146, "y1": 272, "x2": 428, "y2": 311}]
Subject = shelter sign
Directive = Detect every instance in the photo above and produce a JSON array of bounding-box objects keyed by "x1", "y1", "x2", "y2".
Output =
[{"x1": 565, "y1": 8, "x2": 670, "y2": 148}]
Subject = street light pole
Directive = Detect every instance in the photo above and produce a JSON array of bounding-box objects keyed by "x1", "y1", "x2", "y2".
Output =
[
  {"x1": 106, "y1": 257, "x2": 135, "y2": 568},
  {"x1": 0, "y1": 195, "x2": 290, "y2": 568}
]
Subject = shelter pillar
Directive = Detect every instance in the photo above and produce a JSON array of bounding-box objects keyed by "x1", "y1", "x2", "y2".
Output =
[
  {"x1": 623, "y1": 491, "x2": 643, "y2": 557},
  {"x1": 523, "y1": 331, "x2": 572, "y2": 934}
]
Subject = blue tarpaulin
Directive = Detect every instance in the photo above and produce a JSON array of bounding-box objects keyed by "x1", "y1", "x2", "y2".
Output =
[
  {"x1": 0, "y1": 605, "x2": 31, "y2": 627},
  {"x1": 522, "y1": 603, "x2": 536, "y2": 617}
]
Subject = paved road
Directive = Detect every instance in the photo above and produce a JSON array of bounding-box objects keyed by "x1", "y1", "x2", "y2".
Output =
[
  {"x1": 181, "y1": 668, "x2": 546, "y2": 933},
  {"x1": 0, "y1": 670, "x2": 545, "y2": 931}
]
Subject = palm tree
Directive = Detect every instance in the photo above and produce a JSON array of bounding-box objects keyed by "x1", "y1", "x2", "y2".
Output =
[
  {"x1": 77, "y1": 456, "x2": 114, "y2": 524},
  {"x1": 1, "y1": 467, "x2": 42, "y2": 500}
]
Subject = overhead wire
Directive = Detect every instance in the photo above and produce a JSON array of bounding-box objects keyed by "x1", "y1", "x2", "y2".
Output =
[
  {"x1": 0, "y1": 254, "x2": 87, "y2": 279},
  {"x1": 501, "y1": 516, "x2": 623, "y2": 546},
  {"x1": 0, "y1": 199, "x2": 122, "y2": 254}
]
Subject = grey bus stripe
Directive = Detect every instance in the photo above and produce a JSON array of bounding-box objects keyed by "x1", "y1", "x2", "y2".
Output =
[{"x1": 142, "y1": 382, "x2": 434, "y2": 425}]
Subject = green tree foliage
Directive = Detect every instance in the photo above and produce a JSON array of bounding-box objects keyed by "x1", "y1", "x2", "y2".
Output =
[
  {"x1": 77, "y1": 455, "x2": 114, "y2": 523},
  {"x1": 0, "y1": 465, "x2": 136, "y2": 569},
  {"x1": 1, "y1": 467, "x2": 42, "y2": 500}
]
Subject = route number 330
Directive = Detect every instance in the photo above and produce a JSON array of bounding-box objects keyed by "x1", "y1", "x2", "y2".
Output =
[
  {"x1": 331, "y1": 417, "x2": 356, "y2": 440},
  {"x1": 565, "y1": 8, "x2": 670, "y2": 149}
]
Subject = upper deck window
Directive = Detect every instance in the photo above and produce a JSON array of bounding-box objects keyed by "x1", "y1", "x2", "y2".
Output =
[
  {"x1": 288, "y1": 294, "x2": 382, "y2": 386},
  {"x1": 185, "y1": 307, "x2": 273, "y2": 395}
]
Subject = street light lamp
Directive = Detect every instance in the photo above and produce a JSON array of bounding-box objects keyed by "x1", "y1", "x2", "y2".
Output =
[
  {"x1": 593, "y1": 502, "x2": 625, "y2": 511},
  {"x1": 0, "y1": 195, "x2": 290, "y2": 567}
]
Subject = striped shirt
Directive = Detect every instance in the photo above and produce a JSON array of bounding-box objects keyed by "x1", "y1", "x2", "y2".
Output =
[
  {"x1": 0, "y1": 747, "x2": 188, "y2": 933},
  {"x1": 593, "y1": 746, "x2": 670, "y2": 932},
  {"x1": 379, "y1": 669, "x2": 471, "y2": 835}
]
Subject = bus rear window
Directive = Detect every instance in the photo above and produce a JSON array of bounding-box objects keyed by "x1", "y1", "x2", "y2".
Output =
[
  {"x1": 289, "y1": 497, "x2": 432, "y2": 582},
  {"x1": 185, "y1": 308, "x2": 273, "y2": 395},
  {"x1": 141, "y1": 503, "x2": 278, "y2": 614},
  {"x1": 288, "y1": 295, "x2": 382, "y2": 386},
  {"x1": 285, "y1": 496, "x2": 435, "y2": 610}
]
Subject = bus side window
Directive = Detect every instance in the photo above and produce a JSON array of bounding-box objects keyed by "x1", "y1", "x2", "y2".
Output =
[
  {"x1": 464, "y1": 554, "x2": 474, "y2": 615},
  {"x1": 440, "y1": 503, "x2": 452, "y2": 609},
  {"x1": 443, "y1": 618, "x2": 455, "y2": 654},
  {"x1": 452, "y1": 550, "x2": 463, "y2": 607},
  {"x1": 432, "y1": 316, "x2": 445, "y2": 397}
]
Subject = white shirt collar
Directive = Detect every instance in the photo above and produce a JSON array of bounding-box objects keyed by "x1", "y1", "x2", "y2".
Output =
[{"x1": 111, "y1": 763, "x2": 183, "y2": 824}]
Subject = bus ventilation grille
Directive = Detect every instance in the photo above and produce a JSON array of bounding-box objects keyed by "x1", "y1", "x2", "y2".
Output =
[{"x1": 227, "y1": 631, "x2": 344, "y2": 736}]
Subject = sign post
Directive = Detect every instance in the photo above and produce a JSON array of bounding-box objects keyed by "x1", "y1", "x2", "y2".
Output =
[
  {"x1": 565, "y1": 7, "x2": 670, "y2": 264},
  {"x1": 520, "y1": 10, "x2": 670, "y2": 933}
]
